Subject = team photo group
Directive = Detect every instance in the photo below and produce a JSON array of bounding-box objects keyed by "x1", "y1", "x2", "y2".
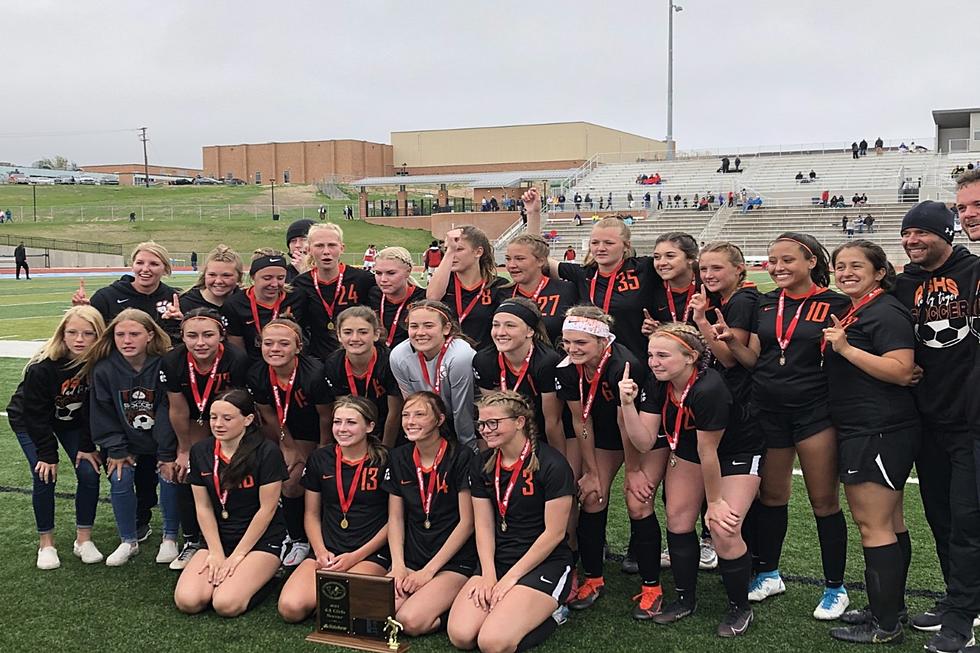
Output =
[{"x1": 9, "y1": 178, "x2": 980, "y2": 653}]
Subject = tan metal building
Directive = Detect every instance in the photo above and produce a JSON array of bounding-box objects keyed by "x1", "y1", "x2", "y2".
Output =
[
  {"x1": 391, "y1": 122, "x2": 664, "y2": 175},
  {"x1": 202, "y1": 140, "x2": 393, "y2": 185},
  {"x1": 81, "y1": 163, "x2": 203, "y2": 186}
]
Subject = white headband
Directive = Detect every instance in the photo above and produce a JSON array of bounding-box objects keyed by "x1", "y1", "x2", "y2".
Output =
[{"x1": 562, "y1": 316, "x2": 615, "y2": 342}]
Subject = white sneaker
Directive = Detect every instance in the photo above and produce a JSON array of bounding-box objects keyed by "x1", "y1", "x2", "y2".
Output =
[
  {"x1": 169, "y1": 541, "x2": 201, "y2": 571},
  {"x1": 106, "y1": 542, "x2": 139, "y2": 567},
  {"x1": 748, "y1": 571, "x2": 786, "y2": 602},
  {"x1": 699, "y1": 538, "x2": 719, "y2": 570},
  {"x1": 282, "y1": 540, "x2": 311, "y2": 567},
  {"x1": 73, "y1": 540, "x2": 104, "y2": 564},
  {"x1": 660, "y1": 546, "x2": 671, "y2": 569},
  {"x1": 813, "y1": 586, "x2": 849, "y2": 620},
  {"x1": 156, "y1": 539, "x2": 180, "y2": 564},
  {"x1": 37, "y1": 546, "x2": 61, "y2": 570}
]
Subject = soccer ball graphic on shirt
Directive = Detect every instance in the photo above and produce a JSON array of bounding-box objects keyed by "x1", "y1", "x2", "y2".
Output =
[
  {"x1": 916, "y1": 318, "x2": 971, "y2": 349},
  {"x1": 132, "y1": 413, "x2": 155, "y2": 430},
  {"x1": 55, "y1": 400, "x2": 83, "y2": 421}
]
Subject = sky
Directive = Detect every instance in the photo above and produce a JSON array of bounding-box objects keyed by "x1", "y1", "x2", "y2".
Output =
[{"x1": 3, "y1": 0, "x2": 976, "y2": 169}]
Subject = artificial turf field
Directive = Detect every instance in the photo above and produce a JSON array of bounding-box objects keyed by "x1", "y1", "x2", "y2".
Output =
[{"x1": 0, "y1": 273, "x2": 949, "y2": 653}]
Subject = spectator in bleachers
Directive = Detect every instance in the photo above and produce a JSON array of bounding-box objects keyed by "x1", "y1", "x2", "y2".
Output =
[
  {"x1": 674, "y1": 193, "x2": 681, "y2": 208},
  {"x1": 911, "y1": 141, "x2": 928, "y2": 153},
  {"x1": 574, "y1": 192, "x2": 582, "y2": 211},
  {"x1": 739, "y1": 189, "x2": 747, "y2": 205},
  {"x1": 952, "y1": 165, "x2": 967, "y2": 178},
  {"x1": 564, "y1": 246, "x2": 576, "y2": 261},
  {"x1": 864, "y1": 214, "x2": 875, "y2": 233},
  {"x1": 841, "y1": 216, "x2": 849, "y2": 233},
  {"x1": 491, "y1": 196, "x2": 499, "y2": 211},
  {"x1": 734, "y1": 156, "x2": 742, "y2": 172},
  {"x1": 643, "y1": 191, "x2": 651, "y2": 209},
  {"x1": 697, "y1": 196, "x2": 710, "y2": 211},
  {"x1": 728, "y1": 191, "x2": 734, "y2": 207},
  {"x1": 795, "y1": 171, "x2": 805, "y2": 181},
  {"x1": 481, "y1": 197, "x2": 490, "y2": 212},
  {"x1": 874, "y1": 136, "x2": 884, "y2": 155},
  {"x1": 718, "y1": 157, "x2": 730, "y2": 173},
  {"x1": 718, "y1": 193, "x2": 724, "y2": 207},
  {"x1": 852, "y1": 193, "x2": 861, "y2": 206},
  {"x1": 627, "y1": 191, "x2": 634, "y2": 209},
  {"x1": 598, "y1": 196, "x2": 604, "y2": 210},
  {"x1": 851, "y1": 142, "x2": 859, "y2": 159},
  {"x1": 898, "y1": 142, "x2": 909, "y2": 154},
  {"x1": 683, "y1": 198, "x2": 689, "y2": 208},
  {"x1": 859, "y1": 193, "x2": 868, "y2": 206},
  {"x1": 859, "y1": 139, "x2": 868, "y2": 156},
  {"x1": 845, "y1": 219, "x2": 855, "y2": 238},
  {"x1": 547, "y1": 195, "x2": 555, "y2": 212},
  {"x1": 607, "y1": 192, "x2": 613, "y2": 209},
  {"x1": 854, "y1": 215, "x2": 865, "y2": 233},
  {"x1": 584, "y1": 193, "x2": 593, "y2": 209},
  {"x1": 657, "y1": 190, "x2": 663, "y2": 210},
  {"x1": 809, "y1": 169, "x2": 818, "y2": 180},
  {"x1": 636, "y1": 174, "x2": 647, "y2": 184},
  {"x1": 821, "y1": 189, "x2": 830, "y2": 207},
  {"x1": 573, "y1": 213, "x2": 583, "y2": 226},
  {"x1": 558, "y1": 194, "x2": 565, "y2": 211}
]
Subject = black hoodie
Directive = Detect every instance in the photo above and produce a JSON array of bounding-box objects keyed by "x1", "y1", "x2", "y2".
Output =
[
  {"x1": 893, "y1": 245, "x2": 978, "y2": 428},
  {"x1": 89, "y1": 275, "x2": 181, "y2": 339}
]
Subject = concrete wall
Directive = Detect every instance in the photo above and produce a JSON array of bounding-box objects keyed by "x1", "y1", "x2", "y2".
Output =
[
  {"x1": 5, "y1": 247, "x2": 126, "y2": 268},
  {"x1": 364, "y1": 211, "x2": 521, "y2": 240},
  {"x1": 202, "y1": 140, "x2": 393, "y2": 184}
]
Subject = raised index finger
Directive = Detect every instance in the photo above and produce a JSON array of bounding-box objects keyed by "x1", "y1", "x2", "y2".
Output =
[
  {"x1": 172, "y1": 292, "x2": 180, "y2": 306},
  {"x1": 79, "y1": 278, "x2": 86, "y2": 291},
  {"x1": 830, "y1": 314, "x2": 842, "y2": 327},
  {"x1": 622, "y1": 361, "x2": 631, "y2": 381}
]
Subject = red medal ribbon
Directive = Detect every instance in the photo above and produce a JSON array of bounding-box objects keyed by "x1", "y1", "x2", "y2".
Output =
[
  {"x1": 247, "y1": 287, "x2": 285, "y2": 337},
  {"x1": 344, "y1": 349, "x2": 378, "y2": 397},
  {"x1": 775, "y1": 285, "x2": 818, "y2": 361},
  {"x1": 381, "y1": 285, "x2": 416, "y2": 347},
  {"x1": 513, "y1": 276, "x2": 548, "y2": 301},
  {"x1": 665, "y1": 281, "x2": 696, "y2": 322},
  {"x1": 588, "y1": 260, "x2": 625, "y2": 313},
  {"x1": 494, "y1": 437, "x2": 532, "y2": 527},
  {"x1": 418, "y1": 337, "x2": 453, "y2": 394},
  {"x1": 499, "y1": 344, "x2": 535, "y2": 393},
  {"x1": 312, "y1": 264, "x2": 346, "y2": 323},
  {"x1": 453, "y1": 273, "x2": 486, "y2": 325},
  {"x1": 188, "y1": 345, "x2": 223, "y2": 419},
  {"x1": 577, "y1": 345, "x2": 614, "y2": 425},
  {"x1": 413, "y1": 439, "x2": 448, "y2": 526},
  {"x1": 820, "y1": 288, "x2": 883, "y2": 354},
  {"x1": 212, "y1": 439, "x2": 229, "y2": 517},
  {"x1": 662, "y1": 371, "x2": 697, "y2": 452},
  {"x1": 335, "y1": 444, "x2": 367, "y2": 520},
  {"x1": 269, "y1": 363, "x2": 298, "y2": 435}
]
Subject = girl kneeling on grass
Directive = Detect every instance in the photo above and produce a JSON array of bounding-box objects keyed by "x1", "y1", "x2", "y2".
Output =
[
  {"x1": 620, "y1": 323, "x2": 761, "y2": 637},
  {"x1": 278, "y1": 396, "x2": 390, "y2": 623},
  {"x1": 447, "y1": 391, "x2": 575, "y2": 653},
  {"x1": 7, "y1": 306, "x2": 106, "y2": 570},
  {"x1": 385, "y1": 392, "x2": 477, "y2": 635},
  {"x1": 80, "y1": 308, "x2": 180, "y2": 567},
  {"x1": 173, "y1": 389, "x2": 288, "y2": 617}
]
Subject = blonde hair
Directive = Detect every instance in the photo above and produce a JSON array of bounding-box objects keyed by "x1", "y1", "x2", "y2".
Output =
[
  {"x1": 650, "y1": 322, "x2": 710, "y2": 375},
  {"x1": 407, "y1": 299, "x2": 472, "y2": 345},
  {"x1": 249, "y1": 248, "x2": 292, "y2": 291},
  {"x1": 699, "y1": 241, "x2": 747, "y2": 285},
  {"x1": 191, "y1": 244, "x2": 244, "y2": 291},
  {"x1": 496, "y1": 296, "x2": 549, "y2": 345},
  {"x1": 26, "y1": 306, "x2": 106, "y2": 370},
  {"x1": 79, "y1": 308, "x2": 171, "y2": 378},
  {"x1": 478, "y1": 390, "x2": 540, "y2": 474},
  {"x1": 458, "y1": 225, "x2": 497, "y2": 286},
  {"x1": 333, "y1": 395, "x2": 387, "y2": 465},
  {"x1": 583, "y1": 217, "x2": 635, "y2": 267},
  {"x1": 508, "y1": 234, "x2": 550, "y2": 273},
  {"x1": 308, "y1": 222, "x2": 345, "y2": 241},
  {"x1": 131, "y1": 241, "x2": 172, "y2": 276},
  {"x1": 375, "y1": 246, "x2": 413, "y2": 270},
  {"x1": 261, "y1": 318, "x2": 303, "y2": 350},
  {"x1": 336, "y1": 305, "x2": 381, "y2": 332}
]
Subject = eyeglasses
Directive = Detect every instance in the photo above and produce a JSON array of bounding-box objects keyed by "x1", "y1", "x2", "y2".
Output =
[{"x1": 475, "y1": 416, "x2": 518, "y2": 432}]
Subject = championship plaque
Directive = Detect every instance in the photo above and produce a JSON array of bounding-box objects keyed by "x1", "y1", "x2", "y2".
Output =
[{"x1": 307, "y1": 570, "x2": 410, "y2": 652}]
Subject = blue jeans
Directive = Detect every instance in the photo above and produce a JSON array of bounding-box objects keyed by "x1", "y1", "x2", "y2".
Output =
[
  {"x1": 16, "y1": 429, "x2": 101, "y2": 534},
  {"x1": 107, "y1": 455, "x2": 179, "y2": 543}
]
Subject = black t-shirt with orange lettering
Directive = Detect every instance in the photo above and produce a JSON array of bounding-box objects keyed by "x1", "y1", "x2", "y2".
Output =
[
  {"x1": 323, "y1": 346, "x2": 400, "y2": 438},
  {"x1": 161, "y1": 344, "x2": 251, "y2": 423},
  {"x1": 440, "y1": 274, "x2": 509, "y2": 351},
  {"x1": 294, "y1": 265, "x2": 377, "y2": 360},
  {"x1": 506, "y1": 277, "x2": 579, "y2": 346},
  {"x1": 473, "y1": 343, "x2": 561, "y2": 439},
  {"x1": 221, "y1": 288, "x2": 306, "y2": 364},
  {"x1": 247, "y1": 355, "x2": 334, "y2": 442},
  {"x1": 368, "y1": 284, "x2": 427, "y2": 349}
]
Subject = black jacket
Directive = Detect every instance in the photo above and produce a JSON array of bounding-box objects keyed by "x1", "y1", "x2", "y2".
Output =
[{"x1": 89, "y1": 275, "x2": 181, "y2": 339}]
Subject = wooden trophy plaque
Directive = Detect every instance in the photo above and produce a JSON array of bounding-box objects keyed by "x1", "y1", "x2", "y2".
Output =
[{"x1": 306, "y1": 570, "x2": 410, "y2": 652}]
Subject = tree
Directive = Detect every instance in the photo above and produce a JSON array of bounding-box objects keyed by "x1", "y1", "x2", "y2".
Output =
[{"x1": 32, "y1": 155, "x2": 78, "y2": 171}]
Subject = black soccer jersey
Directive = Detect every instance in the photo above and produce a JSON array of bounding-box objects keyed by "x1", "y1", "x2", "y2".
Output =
[
  {"x1": 440, "y1": 274, "x2": 509, "y2": 351},
  {"x1": 554, "y1": 342, "x2": 646, "y2": 451},
  {"x1": 189, "y1": 436, "x2": 288, "y2": 546},
  {"x1": 294, "y1": 265, "x2": 377, "y2": 360},
  {"x1": 469, "y1": 442, "x2": 575, "y2": 568},
  {"x1": 161, "y1": 343, "x2": 251, "y2": 423},
  {"x1": 369, "y1": 284, "x2": 427, "y2": 349},
  {"x1": 301, "y1": 446, "x2": 389, "y2": 555},
  {"x1": 382, "y1": 442, "x2": 477, "y2": 569},
  {"x1": 650, "y1": 283, "x2": 696, "y2": 325},
  {"x1": 508, "y1": 277, "x2": 579, "y2": 346},
  {"x1": 179, "y1": 286, "x2": 242, "y2": 316},
  {"x1": 323, "y1": 346, "x2": 400, "y2": 436},
  {"x1": 706, "y1": 284, "x2": 760, "y2": 404},
  {"x1": 247, "y1": 355, "x2": 333, "y2": 442},
  {"x1": 473, "y1": 344, "x2": 560, "y2": 439},
  {"x1": 558, "y1": 257, "x2": 663, "y2": 359},
  {"x1": 221, "y1": 288, "x2": 306, "y2": 363},
  {"x1": 750, "y1": 287, "x2": 851, "y2": 411},
  {"x1": 824, "y1": 294, "x2": 920, "y2": 438}
]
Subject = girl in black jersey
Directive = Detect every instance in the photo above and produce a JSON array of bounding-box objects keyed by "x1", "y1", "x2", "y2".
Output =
[
  {"x1": 369, "y1": 246, "x2": 426, "y2": 350},
  {"x1": 504, "y1": 234, "x2": 578, "y2": 345},
  {"x1": 248, "y1": 319, "x2": 333, "y2": 567},
  {"x1": 384, "y1": 392, "x2": 476, "y2": 636},
  {"x1": 170, "y1": 245, "x2": 243, "y2": 316},
  {"x1": 174, "y1": 389, "x2": 287, "y2": 617},
  {"x1": 426, "y1": 224, "x2": 508, "y2": 350},
  {"x1": 645, "y1": 232, "x2": 699, "y2": 330},
  {"x1": 294, "y1": 223, "x2": 377, "y2": 360},
  {"x1": 620, "y1": 323, "x2": 761, "y2": 637},
  {"x1": 278, "y1": 396, "x2": 390, "y2": 623},
  {"x1": 447, "y1": 391, "x2": 575, "y2": 653},
  {"x1": 325, "y1": 306, "x2": 403, "y2": 447},
  {"x1": 822, "y1": 241, "x2": 920, "y2": 645},
  {"x1": 161, "y1": 309, "x2": 250, "y2": 569},
  {"x1": 7, "y1": 306, "x2": 106, "y2": 570},
  {"x1": 222, "y1": 249, "x2": 305, "y2": 363},
  {"x1": 557, "y1": 306, "x2": 668, "y2": 621},
  {"x1": 717, "y1": 232, "x2": 852, "y2": 620}
]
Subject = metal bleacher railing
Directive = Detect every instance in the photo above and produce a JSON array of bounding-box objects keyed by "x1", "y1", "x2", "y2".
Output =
[{"x1": 0, "y1": 233, "x2": 123, "y2": 256}]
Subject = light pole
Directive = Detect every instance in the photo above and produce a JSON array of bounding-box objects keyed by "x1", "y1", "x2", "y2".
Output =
[
  {"x1": 271, "y1": 179, "x2": 277, "y2": 220},
  {"x1": 666, "y1": 1, "x2": 683, "y2": 160}
]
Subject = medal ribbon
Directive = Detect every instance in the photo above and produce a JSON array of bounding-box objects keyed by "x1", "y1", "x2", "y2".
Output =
[
  {"x1": 418, "y1": 337, "x2": 453, "y2": 394},
  {"x1": 577, "y1": 345, "x2": 614, "y2": 426},
  {"x1": 212, "y1": 439, "x2": 229, "y2": 516},
  {"x1": 775, "y1": 285, "x2": 818, "y2": 360},
  {"x1": 498, "y1": 344, "x2": 535, "y2": 393},
  {"x1": 413, "y1": 439, "x2": 448, "y2": 525},
  {"x1": 188, "y1": 345, "x2": 223, "y2": 419},
  {"x1": 453, "y1": 273, "x2": 486, "y2": 325},
  {"x1": 247, "y1": 287, "x2": 285, "y2": 337},
  {"x1": 269, "y1": 363, "x2": 298, "y2": 434},
  {"x1": 820, "y1": 288, "x2": 883, "y2": 354},
  {"x1": 513, "y1": 275, "x2": 548, "y2": 301},
  {"x1": 344, "y1": 348, "x2": 378, "y2": 397},
  {"x1": 588, "y1": 260, "x2": 624, "y2": 313},
  {"x1": 335, "y1": 445, "x2": 367, "y2": 519},
  {"x1": 665, "y1": 281, "x2": 696, "y2": 322},
  {"x1": 312, "y1": 264, "x2": 346, "y2": 323},
  {"x1": 494, "y1": 437, "x2": 532, "y2": 527},
  {"x1": 381, "y1": 285, "x2": 416, "y2": 347},
  {"x1": 662, "y1": 371, "x2": 697, "y2": 452}
]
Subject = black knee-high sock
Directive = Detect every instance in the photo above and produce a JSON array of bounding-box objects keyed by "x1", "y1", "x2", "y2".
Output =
[
  {"x1": 754, "y1": 504, "x2": 788, "y2": 573},
  {"x1": 282, "y1": 496, "x2": 306, "y2": 542},
  {"x1": 176, "y1": 482, "x2": 200, "y2": 543},
  {"x1": 718, "y1": 551, "x2": 752, "y2": 609},
  {"x1": 743, "y1": 499, "x2": 761, "y2": 573},
  {"x1": 896, "y1": 530, "x2": 911, "y2": 609},
  {"x1": 515, "y1": 615, "x2": 557, "y2": 652},
  {"x1": 245, "y1": 576, "x2": 280, "y2": 613},
  {"x1": 577, "y1": 509, "x2": 608, "y2": 578},
  {"x1": 864, "y1": 543, "x2": 904, "y2": 630},
  {"x1": 814, "y1": 511, "x2": 847, "y2": 588},
  {"x1": 666, "y1": 530, "x2": 699, "y2": 607},
  {"x1": 699, "y1": 500, "x2": 711, "y2": 540},
  {"x1": 630, "y1": 514, "x2": 662, "y2": 586}
]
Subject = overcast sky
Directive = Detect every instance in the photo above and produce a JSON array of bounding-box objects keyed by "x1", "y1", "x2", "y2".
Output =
[{"x1": 3, "y1": 0, "x2": 976, "y2": 169}]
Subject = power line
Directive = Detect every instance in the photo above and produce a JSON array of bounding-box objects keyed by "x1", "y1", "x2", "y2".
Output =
[{"x1": 0, "y1": 128, "x2": 141, "y2": 139}]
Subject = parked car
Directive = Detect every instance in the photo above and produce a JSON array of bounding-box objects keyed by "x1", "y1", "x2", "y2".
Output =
[
  {"x1": 29, "y1": 176, "x2": 56, "y2": 185},
  {"x1": 99, "y1": 177, "x2": 119, "y2": 185},
  {"x1": 169, "y1": 178, "x2": 194, "y2": 186},
  {"x1": 54, "y1": 176, "x2": 76, "y2": 185},
  {"x1": 9, "y1": 174, "x2": 30, "y2": 184},
  {"x1": 223, "y1": 177, "x2": 246, "y2": 186},
  {"x1": 193, "y1": 176, "x2": 221, "y2": 185},
  {"x1": 77, "y1": 176, "x2": 97, "y2": 185}
]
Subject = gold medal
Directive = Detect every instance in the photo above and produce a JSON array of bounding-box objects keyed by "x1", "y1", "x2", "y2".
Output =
[
  {"x1": 501, "y1": 520, "x2": 508, "y2": 532},
  {"x1": 221, "y1": 509, "x2": 229, "y2": 520},
  {"x1": 196, "y1": 415, "x2": 205, "y2": 426},
  {"x1": 778, "y1": 352, "x2": 786, "y2": 366},
  {"x1": 669, "y1": 455, "x2": 677, "y2": 468},
  {"x1": 340, "y1": 516, "x2": 349, "y2": 529},
  {"x1": 424, "y1": 519, "x2": 431, "y2": 530},
  {"x1": 327, "y1": 322, "x2": 336, "y2": 331},
  {"x1": 581, "y1": 426, "x2": 589, "y2": 440}
]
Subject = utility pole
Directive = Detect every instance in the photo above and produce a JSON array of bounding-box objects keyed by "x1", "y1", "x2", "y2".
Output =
[
  {"x1": 271, "y1": 179, "x2": 277, "y2": 220},
  {"x1": 139, "y1": 127, "x2": 150, "y2": 188},
  {"x1": 666, "y1": 2, "x2": 683, "y2": 160},
  {"x1": 33, "y1": 184, "x2": 37, "y2": 222}
]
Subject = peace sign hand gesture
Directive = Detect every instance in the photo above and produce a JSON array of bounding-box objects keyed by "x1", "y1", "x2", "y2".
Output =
[
  {"x1": 822, "y1": 314, "x2": 851, "y2": 354},
  {"x1": 161, "y1": 292, "x2": 183, "y2": 321},
  {"x1": 689, "y1": 284, "x2": 710, "y2": 322},
  {"x1": 71, "y1": 278, "x2": 90, "y2": 306},
  {"x1": 618, "y1": 361, "x2": 639, "y2": 404},
  {"x1": 711, "y1": 309, "x2": 734, "y2": 342}
]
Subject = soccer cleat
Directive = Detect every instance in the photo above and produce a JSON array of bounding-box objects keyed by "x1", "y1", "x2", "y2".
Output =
[
  {"x1": 841, "y1": 605, "x2": 908, "y2": 626},
  {"x1": 924, "y1": 630, "x2": 975, "y2": 653},
  {"x1": 911, "y1": 603, "x2": 946, "y2": 632},
  {"x1": 699, "y1": 538, "x2": 719, "y2": 570},
  {"x1": 567, "y1": 577, "x2": 605, "y2": 610},
  {"x1": 830, "y1": 620, "x2": 903, "y2": 645},
  {"x1": 813, "y1": 586, "x2": 849, "y2": 620},
  {"x1": 106, "y1": 542, "x2": 139, "y2": 567},
  {"x1": 660, "y1": 546, "x2": 671, "y2": 569},
  {"x1": 651, "y1": 600, "x2": 696, "y2": 624},
  {"x1": 73, "y1": 540, "x2": 104, "y2": 564},
  {"x1": 136, "y1": 524, "x2": 152, "y2": 543},
  {"x1": 156, "y1": 539, "x2": 180, "y2": 564},
  {"x1": 717, "y1": 604, "x2": 754, "y2": 638},
  {"x1": 748, "y1": 570, "x2": 786, "y2": 602},
  {"x1": 282, "y1": 540, "x2": 311, "y2": 567},
  {"x1": 36, "y1": 546, "x2": 61, "y2": 570},
  {"x1": 621, "y1": 553, "x2": 639, "y2": 575},
  {"x1": 631, "y1": 585, "x2": 664, "y2": 621},
  {"x1": 169, "y1": 541, "x2": 201, "y2": 571}
]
